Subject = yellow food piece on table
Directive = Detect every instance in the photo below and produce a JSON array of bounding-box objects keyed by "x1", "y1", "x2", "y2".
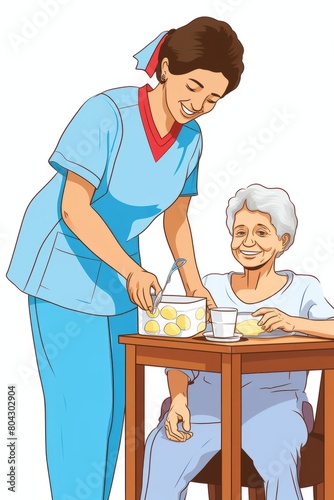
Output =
[
  {"x1": 146, "y1": 309, "x2": 159, "y2": 318},
  {"x1": 164, "y1": 323, "x2": 181, "y2": 336},
  {"x1": 160, "y1": 306, "x2": 177, "y2": 320},
  {"x1": 144, "y1": 320, "x2": 160, "y2": 334},
  {"x1": 176, "y1": 314, "x2": 191, "y2": 330},
  {"x1": 236, "y1": 319, "x2": 264, "y2": 336},
  {"x1": 195, "y1": 308, "x2": 205, "y2": 320},
  {"x1": 197, "y1": 322, "x2": 206, "y2": 333}
]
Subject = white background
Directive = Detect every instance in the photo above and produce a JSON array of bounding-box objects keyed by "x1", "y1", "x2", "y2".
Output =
[{"x1": 1, "y1": 0, "x2": 334, "y2": 498}]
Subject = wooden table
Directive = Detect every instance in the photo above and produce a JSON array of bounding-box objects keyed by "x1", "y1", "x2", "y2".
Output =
[{"x1": 119, "y1": 332, "x2": 334, "y2": 499}]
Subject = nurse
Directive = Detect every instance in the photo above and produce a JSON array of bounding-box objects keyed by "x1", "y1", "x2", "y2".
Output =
[{"x1": 7, "y1": 16, "x2": 244, "y2": 500}]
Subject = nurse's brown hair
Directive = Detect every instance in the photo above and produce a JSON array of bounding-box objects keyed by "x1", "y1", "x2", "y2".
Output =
[{"x1": 156, "y1": 17, "x2": 244, "y2": 96}]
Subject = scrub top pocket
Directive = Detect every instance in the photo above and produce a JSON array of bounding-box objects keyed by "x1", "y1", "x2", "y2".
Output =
[{"x1": 39, "y1": 232, "x2": 101, "y2": 304}]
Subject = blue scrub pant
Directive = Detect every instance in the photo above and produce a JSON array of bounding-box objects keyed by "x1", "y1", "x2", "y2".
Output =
[{"x1": 28, "y1": 296, "x2": 137, "y2": 500}]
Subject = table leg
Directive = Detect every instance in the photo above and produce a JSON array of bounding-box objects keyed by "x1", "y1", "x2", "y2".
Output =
[
  {"x1": 125, "y1": 345, "x2": 145, "y2": 500},
  {"x1": 324, "y1": 369, "x2": 334, "y2": 500},
  {"x1": 221, "y1": 353, "x2": 242, "y2": 500}
]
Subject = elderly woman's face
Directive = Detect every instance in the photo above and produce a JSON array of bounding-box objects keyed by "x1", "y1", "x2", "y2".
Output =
[{"x1": 231, "y1": 206, "x2": 287, "y2": 269}]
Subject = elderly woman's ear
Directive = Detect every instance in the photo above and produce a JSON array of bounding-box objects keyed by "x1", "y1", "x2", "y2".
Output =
[{"x1": 281, "y1": 233, "x2": 290, "y2": 250}]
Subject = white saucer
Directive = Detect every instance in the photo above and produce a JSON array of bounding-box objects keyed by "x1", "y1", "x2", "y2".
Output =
[{"x1": 203, "y1": 332, "x2": 242, "y2": 343}]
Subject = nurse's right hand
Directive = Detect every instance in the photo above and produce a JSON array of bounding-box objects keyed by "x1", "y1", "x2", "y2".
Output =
[{"x1": 127, "y1": 269, "x2": 162, "y2": 311}]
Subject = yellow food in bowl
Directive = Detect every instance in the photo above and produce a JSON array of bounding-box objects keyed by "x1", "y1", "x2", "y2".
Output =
[
  {"x1": 195, "y1": 308, "x2": 205, "y2": 320},
  {"x1": 176, "y1": 314, "x2": 191, "y2": 330},
  {"x1": 197, "y1": 322, "x2": 206, "y2": 333},
  {"x1": 164, "y1": 323, "x2": 181, "y2": 336},
  {"x1": 146, "y1": 308, "x2": 159, "y2": 318},
  {"x1": 144, "y1": 320, "x2": 160, "y2": 334},
  {"x1": 236, "y1": 319, "x2": 264, "y2": 336},
  {"x1": 160, "y1": 306, "x2": 177, "y2": 320}
]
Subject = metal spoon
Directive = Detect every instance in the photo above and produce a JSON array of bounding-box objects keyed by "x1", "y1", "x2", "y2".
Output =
[{"x1": 152, "y1": 258, "x2": 187, "y2": 313}]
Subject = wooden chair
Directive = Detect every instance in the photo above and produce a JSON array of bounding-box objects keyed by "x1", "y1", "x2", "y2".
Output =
[{"x1": 191, "y1": 373, "x2": 324, "y2": 499}]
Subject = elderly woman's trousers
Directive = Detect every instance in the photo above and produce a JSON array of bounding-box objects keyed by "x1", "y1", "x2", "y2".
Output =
[{"x1": 140, "y1": 398, "x2": 308, "y2": 500}]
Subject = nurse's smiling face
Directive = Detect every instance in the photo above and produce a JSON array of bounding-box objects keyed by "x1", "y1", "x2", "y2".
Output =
[
  {"x1": 161, "y1": 59, "x2": 229, "y2": 124},
  {"x1": 231, "y1": 206, "x2": 289, "y2": 269}
]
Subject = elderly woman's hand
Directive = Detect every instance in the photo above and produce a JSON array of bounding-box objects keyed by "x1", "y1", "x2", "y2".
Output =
[
  {"x1": 253, "y1": 308, "x2": 297, "y2": 332},
  {"x1": 164, "y1": 394, "x2": 193, "y2": 442}
]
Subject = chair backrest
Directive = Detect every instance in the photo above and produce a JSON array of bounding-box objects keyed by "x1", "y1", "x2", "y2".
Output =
[{"x1": 312, "y1": 371, "x2": 324, "y2": 435}]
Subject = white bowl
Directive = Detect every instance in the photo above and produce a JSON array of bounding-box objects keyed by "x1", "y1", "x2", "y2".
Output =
[
  {"x1": 235, "y1": 312, "x2": 264, "y2": 337},
  {"x1": 138, "y1": 295, "x2": 207, "y2": 337}
]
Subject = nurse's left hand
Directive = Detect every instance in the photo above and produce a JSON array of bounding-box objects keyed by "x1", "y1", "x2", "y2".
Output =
[
  {"x1": 127, "y1": 269, "x2": 162, "y2": 312},
  {"x1": 253, "y1": 308, "x2": 297, "y2": 332},
  {"x1": 188, "y1": 286, "x2": 217, "y2": 321}
]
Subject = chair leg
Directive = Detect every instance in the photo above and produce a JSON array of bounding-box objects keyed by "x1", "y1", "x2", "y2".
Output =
[
  {"x1": 313, "y1": 482, "x2": 324, "y2": 500},
  {"x1": 207, "y1": 484, "x2": 222, "y2": 500},
  {"x1": 249, "y1": 486, "x2": 265, "y2": 500}
]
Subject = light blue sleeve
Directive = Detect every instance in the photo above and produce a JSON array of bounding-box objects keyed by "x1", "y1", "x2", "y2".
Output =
[
  {"x1": 300, "y1": 276, "x2": 334, "y2": 319},
  {"x1": 49, "y1": 94, "x2": 120, "y2": 189},
  {"x1": 179, "y1": 133, "x2": 202, "y2": 197},
  {"x1": 164, "y1": 368, "x2": 199, "y2": 383},
  {"x1": 202, "y1": 274, "x2": 209, "y2": 287},
  {"x1": 180, "y1": 165, "x2": 198, "y2": 197},
  {"x1": 201, "y1": 274, "x2": 217, "y2": 294}
]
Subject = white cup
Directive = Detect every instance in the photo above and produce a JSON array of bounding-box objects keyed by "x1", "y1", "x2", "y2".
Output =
[{"x1": 211, "y1": 307, "x2": 238, "y2": 338}]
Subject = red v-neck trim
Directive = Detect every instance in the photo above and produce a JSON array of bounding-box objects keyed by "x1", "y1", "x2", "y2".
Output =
[{"x1": 138, "y1": 84, "x2": 182, "y2": 162}]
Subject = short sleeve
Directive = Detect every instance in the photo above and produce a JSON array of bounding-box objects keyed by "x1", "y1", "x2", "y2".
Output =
[
  {"x1": 180, "y1": 165, "x2": 198, "y2": 196},
  {"x1": 300, "y1": 276, "x2": 334, "y2": 319},
  {"x1": 202, "y1": 274, "x2": 209, "y2": 288},
  {"x1": 179, "y1": 133, "x2": 202, "y2": 197},
  {"x1": 49, "y1": 94, "x2": 120, "y2": 189},
  {"x1": 201, "y1": 274, "x2": 221, "y2": 300}
]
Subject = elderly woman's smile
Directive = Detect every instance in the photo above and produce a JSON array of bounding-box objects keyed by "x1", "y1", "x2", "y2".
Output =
[{"x1": 231, "y1": 207, "x2": 287, "y2": 268}]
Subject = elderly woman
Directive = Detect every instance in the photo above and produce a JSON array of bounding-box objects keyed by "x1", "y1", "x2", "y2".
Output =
[{"x1": 140, "y1": 184, "x2": 334, "y2": 500}]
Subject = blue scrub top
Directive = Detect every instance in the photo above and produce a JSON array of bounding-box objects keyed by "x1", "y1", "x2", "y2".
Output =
[{"x1": 7, "y1": 86, "x2": 202, "y2": 316}]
